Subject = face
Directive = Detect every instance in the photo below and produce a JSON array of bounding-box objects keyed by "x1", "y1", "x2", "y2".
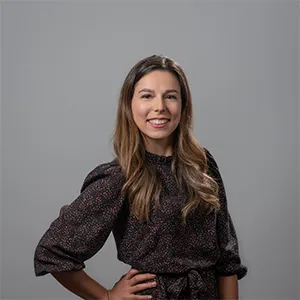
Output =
[{"x1": 131, "y1": 70, "x2": 182, "y2": 147}]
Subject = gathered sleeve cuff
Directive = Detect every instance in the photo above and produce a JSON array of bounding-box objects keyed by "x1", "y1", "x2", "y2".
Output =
[
  {"x1": 205, "y1": 148, "x2": 248, "y2": 280},
  {"x1": 34, "y1": 160, "x2": 126, "y2": 276}
]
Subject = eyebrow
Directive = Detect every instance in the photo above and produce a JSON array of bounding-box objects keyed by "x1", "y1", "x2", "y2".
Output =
[{"x1": 138, "y1": 88, "x2": 179, "y2": 94}]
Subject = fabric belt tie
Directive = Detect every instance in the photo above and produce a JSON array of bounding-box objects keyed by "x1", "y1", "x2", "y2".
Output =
[{"x1": 164, "y1": 269, "x2": 207, "y2": 298}]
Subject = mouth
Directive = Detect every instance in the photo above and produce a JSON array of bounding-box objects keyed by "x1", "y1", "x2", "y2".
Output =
[{"x1": 147, "y1": 118, "x2": 170, "y2": 125}]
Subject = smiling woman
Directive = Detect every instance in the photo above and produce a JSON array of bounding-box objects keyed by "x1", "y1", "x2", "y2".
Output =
[{"x1": 34, "y1": 54, "x2": 247, "y2": 300}]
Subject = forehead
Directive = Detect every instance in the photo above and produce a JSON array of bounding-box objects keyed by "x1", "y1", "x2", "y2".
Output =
[{"x1": 135, "y1": 70, "x2": 180, "y2": 90}]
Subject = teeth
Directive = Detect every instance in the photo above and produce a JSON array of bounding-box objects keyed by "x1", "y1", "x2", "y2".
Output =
[{"x1": 149, "y1": 119, "x2": 168, "y2": 125}]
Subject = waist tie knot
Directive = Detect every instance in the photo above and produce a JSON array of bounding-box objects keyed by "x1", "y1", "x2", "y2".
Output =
[{"x1": 161, "y1": 269, "x2": 208, "y2": 299}]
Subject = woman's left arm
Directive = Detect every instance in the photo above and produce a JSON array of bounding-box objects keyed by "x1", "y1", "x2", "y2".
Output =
[
  {"x1": 205, "y1": 149, "x2": 247, "y2": 299},
  {"x1": 218, "y1": 275, "x2": 238, "y2": 300}
]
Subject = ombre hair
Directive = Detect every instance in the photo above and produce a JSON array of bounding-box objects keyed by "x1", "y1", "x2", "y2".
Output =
[{"x1": 113, "y1": 55, "x2": 220, "y2": 223}]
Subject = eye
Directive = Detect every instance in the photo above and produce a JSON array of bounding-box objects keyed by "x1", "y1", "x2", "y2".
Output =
[
  {"x1": 141, "y1": 94, "x2": 152, "y2": 99},
  {"x1": 165, "y1": 94, "x2": 177, "y2": 100}
]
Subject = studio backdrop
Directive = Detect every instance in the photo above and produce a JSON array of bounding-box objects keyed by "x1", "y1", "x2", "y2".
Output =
[{"x1": 1, "y1": 1, "x2": 299, "y2": 299}]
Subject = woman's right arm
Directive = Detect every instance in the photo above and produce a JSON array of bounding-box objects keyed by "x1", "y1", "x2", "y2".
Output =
[
  {"x1": 52, "y1": 268, "x2": 156, "y2": 300},
  {"x1": 34, "y1": 163, "x2": 156, "y2": 299},
  {"x1": 52, "y1": 270, "x2": 109, "y2": 300},
  {"x1": 34, "y1": 163, "x2": 124, "y2": 277}
]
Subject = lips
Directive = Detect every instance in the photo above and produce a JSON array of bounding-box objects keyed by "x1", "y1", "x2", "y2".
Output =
[
  {"x1": 147, "y1": 118, "x2": 170, "y2": 121},
  {"x1": 147, "y1": 118, "x2": 170, "y2": 125}
]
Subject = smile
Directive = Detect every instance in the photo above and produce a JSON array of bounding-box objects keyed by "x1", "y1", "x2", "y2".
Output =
[{"x1": 148, "y1": 119, "x2": 169, "y2": 125}]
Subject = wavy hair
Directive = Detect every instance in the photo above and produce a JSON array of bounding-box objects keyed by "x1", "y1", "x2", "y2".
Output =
[{"x1": 113, "y1": 55, "x2": 220, "y2": 223}]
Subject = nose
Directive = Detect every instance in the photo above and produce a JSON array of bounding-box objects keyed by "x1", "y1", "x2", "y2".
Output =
[{"x1": 154, "y1": 97, "x2": 166, "y2": 112}]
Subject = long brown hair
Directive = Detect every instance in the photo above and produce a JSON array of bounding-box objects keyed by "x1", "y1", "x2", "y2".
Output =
[{"x1": 113, "y1": 55, "x2": 220, "y2": 223}]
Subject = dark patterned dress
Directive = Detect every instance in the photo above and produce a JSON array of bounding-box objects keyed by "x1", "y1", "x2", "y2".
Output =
[{"x1": 34, "y1": 148, "x2": 247, "y2": 299}]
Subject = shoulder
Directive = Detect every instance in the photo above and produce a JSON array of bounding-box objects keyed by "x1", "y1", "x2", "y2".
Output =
[
  {"x1": 80, "y1": 159, "x2": 125, "y2": 193},
  {"x1": 203, "y1": 147, "x2": 219, "y2": 173},
  {"x1": 203, "y1": 147, "x2": 225, "y2": 187}
]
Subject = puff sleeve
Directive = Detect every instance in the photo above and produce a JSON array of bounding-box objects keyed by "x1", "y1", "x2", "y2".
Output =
[
  {"x1": 205, "y1": 149, "x2": 247, "y2": 280},
  {"x1": 34, "y1": 160, "x2": 126, "y2": 276}
]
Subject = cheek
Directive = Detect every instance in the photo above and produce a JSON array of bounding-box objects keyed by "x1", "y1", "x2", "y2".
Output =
[
  {"x1": 172, "y1": 104, "x2": 182, "y2": 122},
  {"x1": 132, "y1": 103, "x2": 150, "y2": 121},
  {"x1": 131, "y1": 102, "x2": 149, "y2": 125}
]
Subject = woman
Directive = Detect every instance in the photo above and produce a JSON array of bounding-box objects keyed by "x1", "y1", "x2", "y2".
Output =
[{"x1": 34, "y1": 55, "x2": 247, "y2": 299}]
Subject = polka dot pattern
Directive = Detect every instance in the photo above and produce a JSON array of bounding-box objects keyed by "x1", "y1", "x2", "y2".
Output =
[{"x1": 34, "y1": 148, "x2": 247, "y2": 299}]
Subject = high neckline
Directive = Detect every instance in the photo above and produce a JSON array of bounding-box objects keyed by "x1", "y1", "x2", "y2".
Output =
[{"x1": 145, "y1": 150, "x2": 173, "y2": 165}]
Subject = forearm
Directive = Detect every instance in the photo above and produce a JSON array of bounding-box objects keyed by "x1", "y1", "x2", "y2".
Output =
[
  {"x1": 218, "y1": 275, "x2": 238, "y2": 300},
  {"x1": 52, "y1": 270, "x2": 109, "y2": 300}
]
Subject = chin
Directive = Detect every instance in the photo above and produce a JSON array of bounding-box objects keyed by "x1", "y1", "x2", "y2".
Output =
[{"x1": 146, "y1": 133, "x2": 173, "y2": 140}]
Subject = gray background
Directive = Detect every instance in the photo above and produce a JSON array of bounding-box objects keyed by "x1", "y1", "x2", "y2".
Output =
[{"x1": 1, "y1": 1, "x2": 299, "y2": 299}]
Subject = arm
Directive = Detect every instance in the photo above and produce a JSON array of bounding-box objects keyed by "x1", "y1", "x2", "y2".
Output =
[
  {"x1": 52, "y1": 270, "x2": 109, "y2": 300},
  {"x1": 52, "y1": 269, "x2": 157, "y2": 300},
  {"x1": 218, "y1": 275, "x2": 238, "y2": 300},
  {"x1": 34, "y1": 162, "x2": 125, "y2": 297},
  {"x1": 34, "y1": 163, "x2": 156, "y2": 299},
  {"x1": 205, "y1": 149, "x2": 247, "y2": 298}
]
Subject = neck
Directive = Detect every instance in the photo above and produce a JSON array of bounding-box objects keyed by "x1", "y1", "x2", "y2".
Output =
[{"x1": 144, "y1": 138, "x2": 173, "y2": 157}]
